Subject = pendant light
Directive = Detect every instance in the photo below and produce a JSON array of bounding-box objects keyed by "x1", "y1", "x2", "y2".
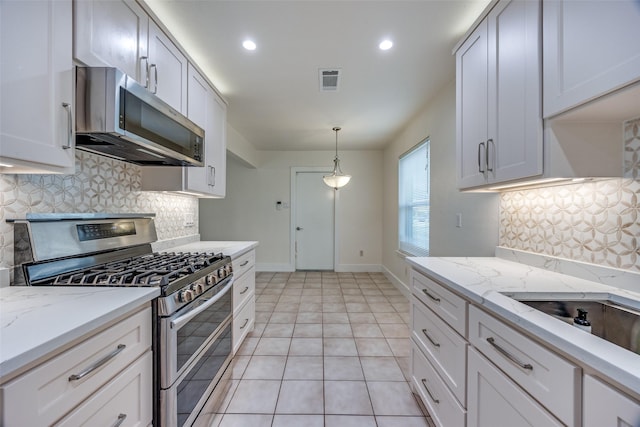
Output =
[{"x1": 323, "y1": 126, "x2": 351, "y2": 189}]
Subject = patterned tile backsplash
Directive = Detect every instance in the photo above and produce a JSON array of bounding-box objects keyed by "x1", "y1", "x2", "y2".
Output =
[
  {"x1": 500, "y1": 117, "x2": 640, "y2": 273},
  {"x1": 0, "y1": 151, "x2": 198, "y2": 270}
]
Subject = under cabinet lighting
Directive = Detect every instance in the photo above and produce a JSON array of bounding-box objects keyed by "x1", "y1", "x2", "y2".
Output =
[
  {"x1": 0, "y1": 163, "x2": 14, "y2": 168},
  {"x1": 379, "y1": 39, "x2": 393, "y2": 50}
]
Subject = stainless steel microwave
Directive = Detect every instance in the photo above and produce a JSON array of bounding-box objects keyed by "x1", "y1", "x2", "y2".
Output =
[{"x1": 75, "y1": 67, "x2": 204, "y2": 166}]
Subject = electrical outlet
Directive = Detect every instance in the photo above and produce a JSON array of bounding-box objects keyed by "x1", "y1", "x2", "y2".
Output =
[
  {"x1": 184, "y1": 213, "x2": 195, "y2": 228},
  {"x1": 359, "y1": 250, "x2": 364, "y2": 257}
]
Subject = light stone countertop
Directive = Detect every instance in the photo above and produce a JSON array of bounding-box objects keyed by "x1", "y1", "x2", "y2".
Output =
[
  {"x1": 0, "y1": 286, "x2": 159, "y2": 383},
  {"x1": 162, "y1": 241, "x2": 258, "y2": 259},
  {"x1": 406, "y1": 256, "x2": 640, "y2": 398}
]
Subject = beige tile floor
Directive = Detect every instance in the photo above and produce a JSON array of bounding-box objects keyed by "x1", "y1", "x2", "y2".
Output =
[{"x1": 209, "y1": 271, "x2": 436, "y2": 427}]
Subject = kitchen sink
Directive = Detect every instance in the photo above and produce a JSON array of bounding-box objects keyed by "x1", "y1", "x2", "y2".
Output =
[{"x1": 515, "y1": 298, "x2": 640, "y2": 355}]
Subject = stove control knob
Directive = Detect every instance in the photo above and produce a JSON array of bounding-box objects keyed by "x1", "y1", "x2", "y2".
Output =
[
  {"x1": 191, "y1": 282, "x2": 205, "y2": 295},
  {"x1": 218, "y1": 267, "x2": 226, "y2": 279},
  {"x1": 179, "y1": 289, "x2": 195, "y2": 303},
  {"x1": 208, "y1": 274, "x2": 218, "y2": 286}
]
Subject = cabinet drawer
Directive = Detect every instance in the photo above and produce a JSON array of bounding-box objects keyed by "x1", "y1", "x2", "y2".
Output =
[
  {"x1": 583, "y1": 374, "x2": 640, "y2": 427},
  {"x1": 411, "y1": 298, "x2": 467, "y2": 405},
  {"x1": 233, "y1": 296, "x2": 255, "y2": 354},
  {"x1": 2, "y1": 307, "x2": 151, "y2": 426},
  {"x1": 55, "y1": 351, "x2": 152, "y2": 427},
  {"x1": 233, "y1": 266, "x2": 255, "y2": 312},
  {"x1": 468, "y1": 306, "x2": 579, "y2": 426},
  {"x1": 467, "y1": 347, "x2": 563, "y2": 427},
  {"x1": 411, "y1": 343, "x2": 466, "y2": 427},
  {"x1": 232, "y1": 250, "x2": 255, "y2": 279},
  {"x1": 411, "y1": 270, "x2": 467, "y2": 337}
]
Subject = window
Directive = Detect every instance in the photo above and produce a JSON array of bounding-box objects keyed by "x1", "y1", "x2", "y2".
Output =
[{"x1": 399, "y1": 139, "x2": 430, "y2": 256}]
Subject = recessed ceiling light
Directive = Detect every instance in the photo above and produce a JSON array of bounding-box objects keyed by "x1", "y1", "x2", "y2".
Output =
[
  {"x1": 242, "y1": 40, "x2": 257, "y2": 51},
  {"x1": 379, "y1": 39, "x2": 393, "y2": 50}
]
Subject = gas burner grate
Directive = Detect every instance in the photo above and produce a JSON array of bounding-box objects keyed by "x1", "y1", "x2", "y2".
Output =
[{"x1": 48, "y1": 252, "x2": 224, "y2": 288}]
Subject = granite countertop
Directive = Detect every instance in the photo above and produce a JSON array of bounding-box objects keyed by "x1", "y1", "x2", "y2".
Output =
[
  {"x1": 0, "y1": 286, "x2": 158, "y2": 383},
  {"x1": 406, "y1": 256, "x2": 640, "y2": 397},
  {"x1": 162, "y1": 241, "x2": 258, "y2": 259}
]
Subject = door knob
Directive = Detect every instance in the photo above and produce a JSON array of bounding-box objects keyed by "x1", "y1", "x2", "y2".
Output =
[{"x1": 296, "y1": 227, "x2": 303, "y2": 231}]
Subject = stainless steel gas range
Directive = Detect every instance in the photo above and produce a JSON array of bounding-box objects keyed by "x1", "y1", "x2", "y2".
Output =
[{"x1": 11, "y1": 213, "x2": 233, "y2": 427}]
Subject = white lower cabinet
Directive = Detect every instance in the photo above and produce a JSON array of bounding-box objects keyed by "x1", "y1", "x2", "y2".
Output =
[
  {"x1": 468, "y1": 305, "x2": 580, "y2": 426},
  {"x1": 467, "y1": 347, "x2": 563, "y2": 427},
  {"x1": 411, "y1": 343, "x2": 466, "y2": 427},
  {"x1": 232, "y1": 250, "x2": 256, "y2": 353},
  {"x1": 54, "y1": 351, "x2": 152, "y2": 427},
  {"x1": 1, "y1": 305, "x2": 152, "y2": 427},
  {"x1": 583, "y1": 374, "x2": 640, "y2": 427}
]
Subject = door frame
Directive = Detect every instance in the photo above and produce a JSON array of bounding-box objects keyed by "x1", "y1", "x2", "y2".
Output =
[{"x1": 290, "y1": 166, "x2": 341, "y2": 271}]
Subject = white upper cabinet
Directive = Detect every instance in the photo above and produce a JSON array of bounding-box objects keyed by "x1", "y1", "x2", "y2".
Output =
[
  {"x1": 142, "y1": 64, "x2": 227, "y2": 197},
  {"x1": 148, "y1": 20, "x2": 188, "y2": 114},
  {"x1": 74, "y1": 0, "x2": 149, "y2": 86},
  {"x1": 456, "y1": 0, "x2": 542, "y2": 190},
  {"x1": 0, "y1": 0, "x2": 76, "y2": 174},
  {"x1": 74, "y1": 1, "x2": 186, "y2": 113},
  {"x1": 543, "y1": 0, "x2": 640, "y2": 118}
]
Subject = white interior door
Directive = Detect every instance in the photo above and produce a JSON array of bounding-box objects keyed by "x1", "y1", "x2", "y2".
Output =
[{"x1": 295, "y1": 172, "x2": 334, "y2": 270}]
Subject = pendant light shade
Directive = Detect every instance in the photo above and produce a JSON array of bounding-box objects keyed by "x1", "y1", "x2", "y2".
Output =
[{"x1": 323, "y1": 127, "x2": 351, "y2": 189}]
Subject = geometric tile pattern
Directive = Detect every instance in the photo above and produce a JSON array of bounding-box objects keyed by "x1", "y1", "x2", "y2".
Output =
[
  {"x1": 0, "y1": 151, "x2": 198, "y2": 270},
  {"x1": 500, "y1": 178, "x2": 640, "y2": 272},
  {"x1": 625, "y1": 117, "x2": 640, "y2": 179},
  {"x1": 208, "y1": 271, "x2": 434, "y2": 427}
]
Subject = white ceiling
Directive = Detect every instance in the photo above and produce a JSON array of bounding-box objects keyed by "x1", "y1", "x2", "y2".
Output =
[{"x1": 145, "y1": 0, "x2": 490, "y2": 151}]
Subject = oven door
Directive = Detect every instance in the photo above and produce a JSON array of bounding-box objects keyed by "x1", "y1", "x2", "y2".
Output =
[
  {"x1": 160, "y1": 276, "x2": 233, "y2": 388},
  {"x1": 160, "y1": 319, "x2": 232, "y2": 427}
]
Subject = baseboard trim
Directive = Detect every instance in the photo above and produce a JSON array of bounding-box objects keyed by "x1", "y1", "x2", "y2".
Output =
[
  {"x1": 382, "y1": 265, "x2": 410, "y2": 298},
  {"x1": 256, "y1": 263, "x2": 295, "y2": 272},
  {"x1": 335, "y1": 264, "x2": 382, "y2": 273}
]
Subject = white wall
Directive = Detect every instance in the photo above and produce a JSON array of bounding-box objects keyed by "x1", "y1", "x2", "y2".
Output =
[
  {"x1": 382, "y1": 79, "x2": 499, "y2": 292},
  {"x1": 200, "y1": 149, "x2": 383, "y2": 271}
]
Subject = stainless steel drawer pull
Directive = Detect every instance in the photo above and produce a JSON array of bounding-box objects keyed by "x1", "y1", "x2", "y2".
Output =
[
  {"x1": 112, "y1": 413, "x2": 127, "y2": 427},
  {"x1": 68, "y1": 344, "x2": 126, "y2": 381},
  {"x1": 240, "y1": 260, "x2": 249, "y2": 267},
  {"x1": 421, "y1": 288, "x2": 441, "y2": 303},
  {"x1": 486, "y1": 138, "x2": 494, "y2": 172},
  {"x1": 62, "y1": 102, "x2": 72, "y2": 149},
  {"x1": 239, "y1": 286, "x2": 249, "y2": 295},
  {"x1": 421, "y1": 329, "x2": 440, "y2": 348},
  {"x1": 487, "y1": 337, "x2": 533, "y2": 370},
  {"x1": 478, "y1": 141, "x2": 486, "y2": 173},
  {"x1": 421, "y1": 378, "x2": 440, "y2": 404},
  {"x1": 240, "y1": 318, "x2": 249, "y2": 329}
]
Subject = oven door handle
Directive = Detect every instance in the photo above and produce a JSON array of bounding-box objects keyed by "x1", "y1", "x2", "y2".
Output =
[{"x1": 170, "y1": 277, "x2": 234, "y2": 330}]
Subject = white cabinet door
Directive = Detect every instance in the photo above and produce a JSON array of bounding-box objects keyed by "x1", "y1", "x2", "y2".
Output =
[
  {"x1": 467, "y1": 347, "x2": 563, "y2": 427},
  {"x1": 74, "y1": 0, "x2": 149, "y2": 86},
  {"x1": 207, "y1": 91, "x2": 227, "y2": 197},
  {"x1": 184, "y1": 65, "x2": 213, "y2": 194},
  {"x1": 0, "y1": 0, "x2": 75, "y2": 174},
  {"x1": 543, "y1": 0, "x2": 640, "y2": 118},
  {"x1": 583, "y1": 374, "x2": 640, "y2": 427},
  {"x1": 148, "y1": 20, "x2": 187, "y2": 114},
  {"x1": 456, "y1": 0, "x2": 542, "y2": 189},
  {"x1": 487, "y1": 0, "x2": 542, "y2": 183},
  {"x1": 456, "y1": 19, "x2": 489, "y2": 189}
]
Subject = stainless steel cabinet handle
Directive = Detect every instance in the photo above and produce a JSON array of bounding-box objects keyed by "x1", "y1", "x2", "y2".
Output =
[
  {"x1": 296, "y1": 227, "x2": 303, "y2": 231},
  {"x1": 240, "y1": 260, "x2": 249, "y2": 267},
  {"x1": 477, "y1": 142, "x2": 486, "y2": 173},
  {"x1": 68, "y1": 344, "x2": 126, "y2": 381},
  {"x1": 62, "y1": 102, "x2": 72, "y2": 149},
  {"x1": 141, "y1": 56, "x2": 149, "y2": 88},
  {"x1": 422, "y1": 329, "x2": 440, "y2": 348},
  {"x1": 487, "y1": 337, "x2": 533, "y2": 370},
  {"x1": 112, "y1": 413, "x2": 127, "y2": 427},
  {"x1": 239, "y1": 318, "x2": 249, "y2": 329},
  {"x1": 239, "y1": 286, "x2": 249, "y2": 295},
  {"x1": 486, "y1": 138, "x2": 494, "y2": 172},
  {"x1": 421, "y1": 288, "x2": 441, "y2": 303},
  {"x1": 149, "y1": 63, "x2": 158, "y2": 94},
  {"x1": 421, "y1": 378, "x2": 440, "y2": 404}
]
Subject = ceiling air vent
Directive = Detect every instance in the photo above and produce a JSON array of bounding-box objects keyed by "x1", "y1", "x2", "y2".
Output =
[{"x1": 319, "y1": 68, "x2": 341, "y2": 92}]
